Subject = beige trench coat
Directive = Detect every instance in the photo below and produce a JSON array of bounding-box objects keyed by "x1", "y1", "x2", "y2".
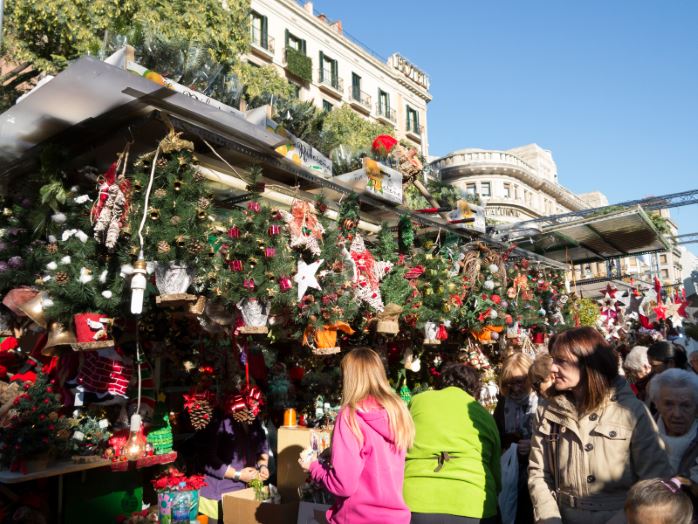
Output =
[{"x1": 528, "y1": 377, "x2": 672, "y2": 524}]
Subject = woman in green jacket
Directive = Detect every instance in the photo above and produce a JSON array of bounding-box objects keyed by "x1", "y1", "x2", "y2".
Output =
[{"x1": 404, "y1": 362, "x2": 501, "y2": 524}]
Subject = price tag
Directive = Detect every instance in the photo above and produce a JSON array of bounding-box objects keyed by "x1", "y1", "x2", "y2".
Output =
[
  {"x1": 73, "y1": 431, "x2": 85, "y2": 441},
  {"x1": 99, "y1": 419, "x2": 109, "y2": 429}
]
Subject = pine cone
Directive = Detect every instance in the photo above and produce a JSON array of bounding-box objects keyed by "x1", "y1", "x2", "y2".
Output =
[
  {"x1": 170, "y1": 216, "x2": 182, "y2": 226},
  {"x1": 157, "y1": 241, "x2": 171, "y2": 254},
  {"x1": 232, "y1": 409, "x2": 256, "y2": 424},
  {"x1": 55, "y1": 271, "x2": 70, "y2": 285},
  {"x1": 188, "y1": 401, "x2": 213, "y2": 431},
  {"x1": 197, "y1": 197, "x2": 211, "y2": 210},
  {"x1": 153, "y1": 188, "x2": 168, "y2": 200},
  {"x1": 46, "y1": 243, "x2": 58, "y2": 254},
  {"x1": 188, "y1": 239, "x2": 204, "y2": 255}
]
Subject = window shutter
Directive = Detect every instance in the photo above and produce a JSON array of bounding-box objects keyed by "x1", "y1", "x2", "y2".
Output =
[
  {"x1": 261, "y1": 15, "x2": 268, "y2": 49},
  {"x1": 331, "y1": 59, "x2": 338, "y2": 88},
  {"x1": 285, "y1": 29, "x2": 290, "y2": 48},
  {"x1": 406, "y1": 106, "x2": 411, "y2": 130},
  {"x1": 301, "y1": 39, "x2": 307, "y2": 55},
  {"x1": 319, "y1": 51, "x2": 324, "y2": 82}
]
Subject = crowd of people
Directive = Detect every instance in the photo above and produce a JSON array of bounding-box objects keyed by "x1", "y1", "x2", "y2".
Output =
[{"x1": 196, "y1": 327, "x2": 698, "y2": 524}]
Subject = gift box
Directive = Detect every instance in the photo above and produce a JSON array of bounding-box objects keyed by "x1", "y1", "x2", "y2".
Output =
[{"x1": 222, "y1": 488, "x2": 298, "y2": 524}]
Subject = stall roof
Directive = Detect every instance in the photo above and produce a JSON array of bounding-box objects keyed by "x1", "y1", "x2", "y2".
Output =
[
  {"x1": 0, "y1": 56, "x2": 285, "y2": 176},
  {"x1": 515, "y1": 206, "x2": 670, "y2": 264},
  {"x1": 0, "y1": 56, "x2": 569, "y2": 270}
]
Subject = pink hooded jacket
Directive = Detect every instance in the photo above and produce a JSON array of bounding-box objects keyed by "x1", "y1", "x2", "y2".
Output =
[{"x1": 309, "y1": 406, "x2": 410, "y2": 524}]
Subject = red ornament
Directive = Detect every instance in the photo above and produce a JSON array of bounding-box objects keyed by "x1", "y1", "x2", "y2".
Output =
[
  {"x1": 491, "y1": 294, "x2": 501, "y2": 305},
  {"x1": 228, "y1": 260, "x2": 244, "y2": 272},
  {"x1": 227, "y1": 226, "x2": 240, "y2": 239},
  {"x1": 243, "y1": 279, "x2": 255, "y2": 290},
  {"x1": 264, "y1": 247, "x2": 276, "y2": 258},
  {"x1": 247, "y1": 202, "x2": 261, "y2": 213},
  {"x1": 278, "y1": 277, "x2": 292, "y2": 292},
  {"x1": 268, "y1": 225, "x2": 281, "y2": 236}
]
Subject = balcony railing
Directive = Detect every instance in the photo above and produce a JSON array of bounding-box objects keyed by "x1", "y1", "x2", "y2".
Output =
[
  {"x1": 318, "y1": 71, "x2": 343, "y2": 96},
  {"x1": 406, "y1": 124, "x2": 424, "y2": 140},
  {"x1": 250, "y1": 28, "x2": 275, "y2": 57},
  {"x1": 350, "y1": 89, "x2": 372, "y2": 111},
  {"x1": 375, "y1": 105, "x2": 396, "y2": 124}
]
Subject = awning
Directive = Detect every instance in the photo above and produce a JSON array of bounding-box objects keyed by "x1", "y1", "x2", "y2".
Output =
[
  {"x1": 0, "y1": 56, "x2": 286, "y2": 177},
  {"x1": 514, "y1": 206, "x2": 670, "y2": 264}
]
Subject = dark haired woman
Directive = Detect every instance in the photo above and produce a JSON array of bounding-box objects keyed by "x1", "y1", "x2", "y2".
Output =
[
  {"x1": 647, "y1": 340, "x2": 688, "y2": 375},
  {"x1": 404, "y1": 362, "x2": 501, "y2": 524},
  {"x1": 528, "y1": 327, "x2": 671, "y2": 524}
]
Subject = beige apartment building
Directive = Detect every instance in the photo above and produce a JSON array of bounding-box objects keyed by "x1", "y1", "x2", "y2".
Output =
[{"x1": 247, "y1": 0, "x2": 432, "y2": 155}]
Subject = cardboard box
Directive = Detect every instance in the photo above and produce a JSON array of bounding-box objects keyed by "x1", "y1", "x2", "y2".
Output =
[
  {"x1": 277, "y1": 427, "x2": 331, "y2": 502},
  {"x1": 296, "y1": 502, "x2": 330, "y2": 524},
  {"x1": 222, "y1": 488, "x2": 298, "y2": 524}
]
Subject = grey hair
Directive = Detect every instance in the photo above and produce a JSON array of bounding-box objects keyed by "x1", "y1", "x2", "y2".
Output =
[
  {"x1": 623, "y1": 346, "x2": 649, "y2": 373},
  {"x1": 648, "y1": 368, "x2": 698, "y2": 406}
]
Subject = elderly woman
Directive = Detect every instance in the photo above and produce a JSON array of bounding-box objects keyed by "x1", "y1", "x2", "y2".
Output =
[
  {"x1": 624, "y1": 345, "x2": 652, "y2": 400},
  {"x1": 528, "y1": 327, "x2": 671, "y2": 524},
  {"x1": 648, "y1": 368, "x2": 698, "y2": 475}
]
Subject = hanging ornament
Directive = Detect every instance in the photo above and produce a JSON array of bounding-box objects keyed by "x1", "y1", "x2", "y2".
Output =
[
  {"x1": 55, "y1": 271, "x2": 70, "y2": 285},
  {"x1": 175, "y1": 235, "x2": 187, "y2": 248},
  {"x1": 157, "y1": 241, "x2": 171, "y2": 254},
  {"x1": 173, "y1": 180, "x2": 182, "y2": 192},
  {"x1": 488, "y1": 264, "x2": 499, "y2": 274},
  {"x1": 228, "y1": 260, "x2": 244, "y2": 272},
  {"x1": 279, "y1": 200, "x2": 325, "y2": 257},
  {"x1": 247, "y1": 201, "x2": 261, "y2": 213},
  {"x1": 264, "y1": 247, "x2": 276, "y2": 258},
  {"x1": 228, "y1": 226, "x2": 241, "y2": 239},
  {"x1": 294, "y1": 259, "x2": 324, "y2": 301},
  {"x1": 268, "y1": 225, "x2": 281, "y2": 236},
  {"x1": 243, "y1": 279, "x2": 255, "y2": 290},
  {"x1": 149, "y1": 208, "x2": 160, "y2": 220},
  {"x1": 484, "y1": 280, "x2": 495, "y2": 290},
  {"x1": 347, "y1": 234, "x2": 393, "y2": 311},
  {"x1": 278, "y1": 276, "x2": 292, "y2": 292}
]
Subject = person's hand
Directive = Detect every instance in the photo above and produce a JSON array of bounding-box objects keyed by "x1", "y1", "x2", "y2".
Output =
[
  {"x1": 298, "y1": 448, "x2": 317, "y2": 472},
  {"x1": 239, "y1": 467, "x2": 259, "y2": 483},
  {"x1": 257, "y1": 464, "x2": 270, "y2": 481},
  {"x1": 517, "y1": 439, "x2": 531, "y2": 456}
]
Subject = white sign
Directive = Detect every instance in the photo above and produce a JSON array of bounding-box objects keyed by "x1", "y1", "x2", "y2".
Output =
[
  {"x1": 334, "y1": 160, "x2": 403, "y2": 205},
  {"x1": 265, "y1": 119, "x2": 333, "y2": 179}
]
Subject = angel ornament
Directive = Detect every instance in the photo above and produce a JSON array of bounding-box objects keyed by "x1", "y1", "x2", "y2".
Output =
[
  {"x1": 279, "y1": 200, "x2": 325, "y2": 256},
  {"x1": 236, "y1": 298, "x2": 270, "y2": 334},
  {"x1": 346, "y1": 234, "x2": 393, "y2": 311}
]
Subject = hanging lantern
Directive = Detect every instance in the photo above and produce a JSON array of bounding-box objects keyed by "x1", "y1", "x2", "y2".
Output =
[
  {"x1": 228, "y1": 260, "x2": 244, "y2": 272},
  {"x1": 228, "y1": 226, "x2": 240, "y2": 239},
  {"x1": 279, "y1": 277, "x2": 292, "y2": 292}
]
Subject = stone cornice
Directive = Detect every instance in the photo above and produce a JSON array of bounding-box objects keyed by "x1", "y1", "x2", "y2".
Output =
[{"x1": 432, "y1": 150, "x2": 588, "y2": 212}]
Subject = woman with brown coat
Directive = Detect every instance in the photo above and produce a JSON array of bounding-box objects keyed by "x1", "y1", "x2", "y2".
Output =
[{"x1": 528, "y1": 327, "x2": 672, "y2": 524}]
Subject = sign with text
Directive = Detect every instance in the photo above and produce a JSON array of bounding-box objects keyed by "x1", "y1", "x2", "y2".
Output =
[
  {"x1": 334, "y1": 159, "x2": 403, "y2": 205},
  {"x1": 265, "y1": 119, "x2": 333, "y2": 179}
]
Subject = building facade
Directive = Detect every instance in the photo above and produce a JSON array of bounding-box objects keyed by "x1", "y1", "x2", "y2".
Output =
[
  {"x1": 429, "y1": 144, "x2": 591, "y2": 225},
  {"x1": 246, "y1": 0, "x2": 432, "y2": 155}
]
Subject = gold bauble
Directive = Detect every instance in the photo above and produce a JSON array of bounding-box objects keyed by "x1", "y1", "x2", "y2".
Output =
[
  {"x1": 173, "y1": 180, "x2": 183, "y2": 192},
  {"x1": 149, "y1": 207, "x2": 160, "y2": 220}
]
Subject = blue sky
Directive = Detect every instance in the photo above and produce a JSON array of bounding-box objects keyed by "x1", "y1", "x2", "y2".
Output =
[{"x1": 312, "y1": 0, "x2": 698, "y2": 254}]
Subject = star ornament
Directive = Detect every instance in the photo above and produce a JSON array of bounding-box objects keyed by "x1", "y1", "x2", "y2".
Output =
[{"x1": 294, "y1": 259, "x2": 324, "y2": 301}]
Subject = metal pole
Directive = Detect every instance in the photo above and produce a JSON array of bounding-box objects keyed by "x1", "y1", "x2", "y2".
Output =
[{"x1": 0, "y1": 0, "x2": 4, "y2": 50}]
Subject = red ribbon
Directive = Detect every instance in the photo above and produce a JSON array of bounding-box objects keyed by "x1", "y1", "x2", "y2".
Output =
[
  {"x1": 227, "y1": 385, "x2": 264, "y2": 417},
  {"x1": 436, "y1": 324, "x2": 448, "y2": 341}
]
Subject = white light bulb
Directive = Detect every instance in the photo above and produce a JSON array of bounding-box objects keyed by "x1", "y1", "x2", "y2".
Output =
[{"x1": 130, "y1": 257, "x2": 148, "y2": 315}]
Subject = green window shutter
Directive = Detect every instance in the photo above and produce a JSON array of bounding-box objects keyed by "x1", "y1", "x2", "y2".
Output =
[
  {"x1": 331, "y1": 59, "x2": 338, "y2": 88},
  {"x1": 301, "y1": 39, "x2": 307, "y2": 55},
  {"x1": 406, "y1": 105, "x2": 410, "y2": 129},
  {"x1": 261, "y1": 15, "x2": 268, "y2": 49},
  {"x1": 285, "y1": 29, "x2": 290, "y2": 48},
  {"x1": 319, "y1": 51, "x2": 324, "y2": 82},
  {"x1": 352, "y1": 73, "x2": 360, "y2": 99}
]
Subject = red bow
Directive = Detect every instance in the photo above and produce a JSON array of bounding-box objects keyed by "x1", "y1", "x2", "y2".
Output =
[
  {"x1": 227, "y1": 386, "x2": 264, "y2": 417},
  {"x1": 436, "y1": 324, "x2": 448, "y2": 341}
]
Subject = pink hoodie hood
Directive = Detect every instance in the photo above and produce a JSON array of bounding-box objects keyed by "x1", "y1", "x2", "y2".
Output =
[{"x1": 309, "y1": 406, "x2": 410, "y2": 524}]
